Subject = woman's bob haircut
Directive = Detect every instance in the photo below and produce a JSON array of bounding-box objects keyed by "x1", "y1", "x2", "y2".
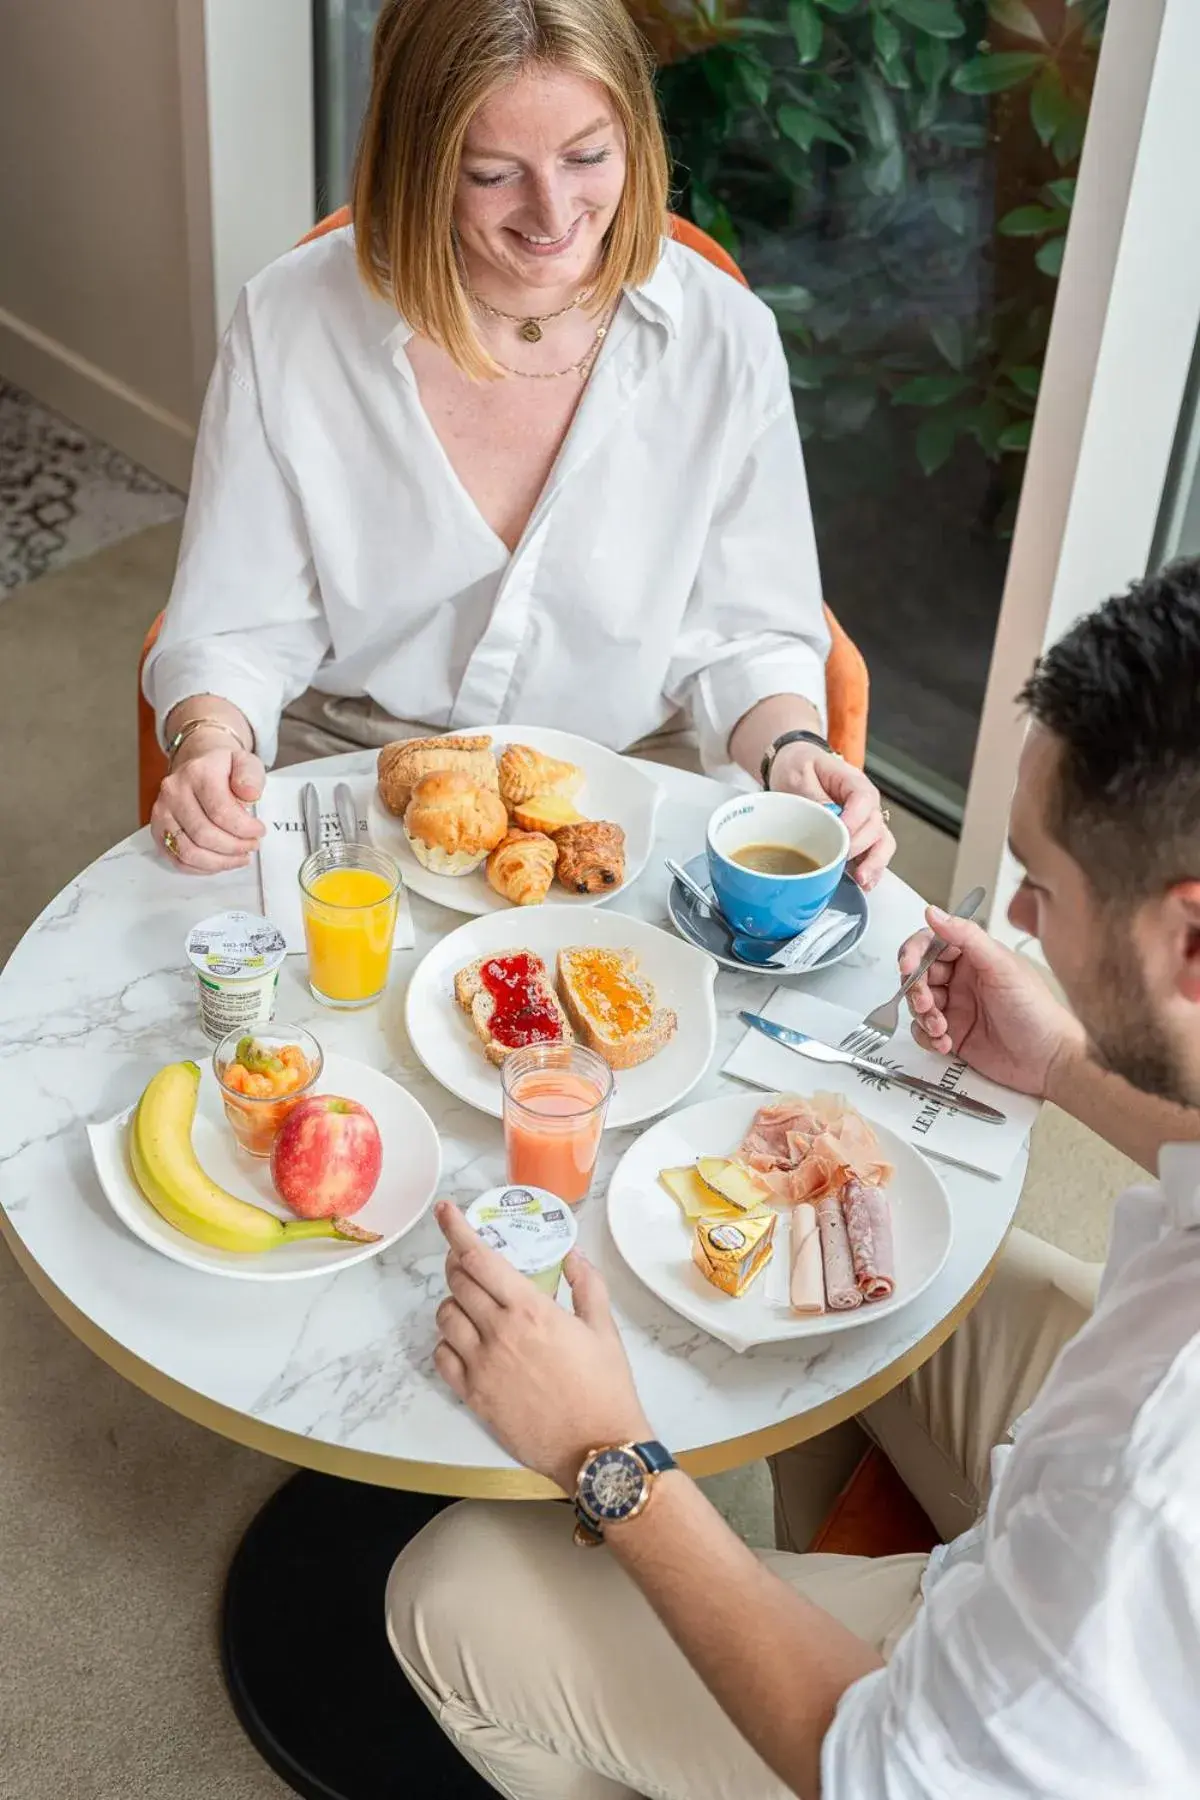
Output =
[{"x1": 352, "y1": 0, "x2": 670, "y2": 379}]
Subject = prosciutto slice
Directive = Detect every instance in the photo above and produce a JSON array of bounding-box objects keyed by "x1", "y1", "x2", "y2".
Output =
[
  {"x1": 815, "y1": 1195, "x2": 861, "y2": 1310},
  {"x1": 840, "y1": 1178, "x2": 895, "y2": 1301}
]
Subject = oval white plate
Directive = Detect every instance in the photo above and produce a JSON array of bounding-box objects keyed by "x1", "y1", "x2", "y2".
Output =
[
  {"x1": 86, "y1": 1055, "x2": 441, "y2": 1282},
  {"x1": 367, "y1": 725, "x2": 663, "y2": 916},
  {"x1": 608, "y1": 1091, "x2": 952, "y2": 1348},
  {"x1": 405, "y1": 907, "x2": 718, "y2": 1128}
]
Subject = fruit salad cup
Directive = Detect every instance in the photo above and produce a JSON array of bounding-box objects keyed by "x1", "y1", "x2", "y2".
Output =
[{"x1": 213, "y1": 1027, "x2": 324, "y2": 1158}]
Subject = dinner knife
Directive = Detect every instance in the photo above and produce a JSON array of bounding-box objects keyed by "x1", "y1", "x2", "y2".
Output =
[
  {"x1": 737, "y1": 1011, "x2": 1006, "y2": 1124},
  {"x1": 334, "y1": 781, "x2": 359, "y2": 846},
  {"x1": 301, "y1": 782, "x2": 322, "y2": 857}
]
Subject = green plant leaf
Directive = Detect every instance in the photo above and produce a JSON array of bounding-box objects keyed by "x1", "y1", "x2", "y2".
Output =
[
  {"x1": 889, "y1": 0, "x2": 966, "y2": 37},
  {"x1": 1053, "y1": 108, "x2": 1087, "y2": 164},
  {"x1": 928, "y1": 120, "x2": 989, "y2": 147},
  {"x1": 688, "y1": 182, "x2": 739, "y2": 254},
  {"x1": 777, "y1": 101, "x2": 852, "y2": 153},
  {"x1": 893, "y1": 372, "x2": 972, "y2": 406},
  {"x1": 756, "y1": 283, "x2": 817, "y2": 311},
  {"x1": 933, "y1": 191, "x2": 969, "y2": 233},
  {"x1": 872, "y1": 9, "x2": 902, "y2": 61},
  {"x1": 930, "y1": 318, "x2": 966, "y2": 369},
  {"x1": 951, "y1": 50, "x2": 1045, "y2": 93},
  {"x1": 814, "y1": 0, "x2": 859, "y2": 12},
  {"x1": 998, "y1": 203, "x2": 1066, "y2": 236},
  {"x1": 1035, "y1": 235, "x2": 1066, "y2": 276},
  {"x1": 1046, "y1": 176, "x2": 1077, "y2": 207},
  {"x1": 999, "y1": 419, "x2": 1033, "y2": 451},
  {"x1": 987, "y1": 0, "x2": 1047, "y2": 41},
  {"x1": 1004, "y1": 363, "x2": 1041, "y2": 396},
  {"x1": 915, "y1": 412, "x2": 959, "y2": 474},
  {"x1": 1029, "y1": 65, "x2": 1072, "y2": 147},
  {"x1": 786, "y1": 350, "x2": 832, "y2": 390},
  {"x1": 789, "y1": 0, "x2": 824, "y2": 64},
  {"x1": 863, "y1": 141, "x2": 907, "y2": 197},
  {"x1": 914, "y1": 35, "x2": 950, "y2": 88},
  {"x1": 825, "y1": 386, "x2": 878, "y2": 432},
  {"x1": 728, "y1": 18, "x2": 792, "y2": 36},
  {"x1": 732, "y1": 48, "x2": 773, "y2": 109},
  {"x1": 858, "y1": 70, "x2": 900, "y2": 151}
]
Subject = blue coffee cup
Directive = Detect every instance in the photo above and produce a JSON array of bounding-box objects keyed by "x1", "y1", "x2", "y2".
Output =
[{"x1": 706, "y1": 792, "x2": 849, "y2": 940}]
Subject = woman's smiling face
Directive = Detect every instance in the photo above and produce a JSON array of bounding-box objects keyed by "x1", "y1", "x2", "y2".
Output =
[{"x1": 454, "y1": 64, "x2": 628, "y2": 295}]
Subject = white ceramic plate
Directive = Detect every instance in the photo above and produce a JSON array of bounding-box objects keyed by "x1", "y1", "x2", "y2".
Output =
[
  {"x1": 404, "y1": 906, "x2": 718, "y2": 1128},
  {"x1": 367, "y1": 725, "x2": 663, "y2": 916},
  {"x1": 87, "y1": 1055, "x2": 441, "y2": 1282},
  {"x1": 607, "y1": 1091, "x2": 952, "y2": 1348}
]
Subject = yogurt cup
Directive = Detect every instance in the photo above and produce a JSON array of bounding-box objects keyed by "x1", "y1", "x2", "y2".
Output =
[
  {"x1": 465, "y1": 1185, "x2": 579, "y2": 1296},
  {"x1": 186, "y1": 910, "x2": 287, "y2": 1044}
]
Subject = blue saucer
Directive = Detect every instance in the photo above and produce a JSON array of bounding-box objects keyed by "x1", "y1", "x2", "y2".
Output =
[{"x1": 667, "y1": 854, "x2": 868, "y2": 977}]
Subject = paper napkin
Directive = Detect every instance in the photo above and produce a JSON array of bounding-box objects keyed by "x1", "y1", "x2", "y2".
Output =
[
  {"x1": 723, "y1": 987, "x2": 1038, "y2": 1182},
  {"x1": 255, "y1": 773, "x2": 415, "y2": 955}
]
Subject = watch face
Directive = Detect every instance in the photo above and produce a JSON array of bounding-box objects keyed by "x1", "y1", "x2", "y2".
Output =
[{"x1": 579, "y1": 1448, "x2": 646, "y2": 1523}]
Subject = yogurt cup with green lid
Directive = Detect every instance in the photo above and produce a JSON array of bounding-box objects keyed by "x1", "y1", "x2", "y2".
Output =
[
  {"x1": 465, "y1": 1185, "x2": 578, "y2": 1296},
  {"x1": 186, "y1": 910, "x2": 287, "y2": 1043}
]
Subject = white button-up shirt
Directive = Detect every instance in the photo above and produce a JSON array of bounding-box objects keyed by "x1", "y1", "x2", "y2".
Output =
[
  {"x1": 145, "y1": 227, "x2": 829, "y2": 771},
  {"x1": 825, "y1": 1143, "x2": 1200, "y2": 1798}
]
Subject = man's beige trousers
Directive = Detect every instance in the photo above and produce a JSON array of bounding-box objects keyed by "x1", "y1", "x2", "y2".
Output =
[{"x1": 384, "y1": 1230, "x2": 1100, "y2": 1799}]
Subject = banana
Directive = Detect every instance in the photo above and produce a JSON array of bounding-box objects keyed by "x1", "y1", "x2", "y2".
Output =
[{"x1": 129, "y1": 1061, "x2": 380, "y2": 1254}]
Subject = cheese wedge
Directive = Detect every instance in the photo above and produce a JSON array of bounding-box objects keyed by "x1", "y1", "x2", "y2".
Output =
[
  {"x1": 695, "y1": 1156, "x2": 774, "y2": 1212},
  {"x1": 660, "y1": 1166, "x2": 768, "y2": 1223},
  {"x1": 692, "y1": 1212, "x2": 776, "y2": 1297}
]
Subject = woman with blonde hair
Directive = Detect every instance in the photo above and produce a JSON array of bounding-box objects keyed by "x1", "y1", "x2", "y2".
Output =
[{"x1": 145, "y1": 0, "x2": 892, "y2": 880}]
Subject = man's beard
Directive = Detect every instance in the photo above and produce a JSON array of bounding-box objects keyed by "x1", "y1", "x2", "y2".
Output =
[{"x1": 1084, "y1": 915, "x2": 1192, "y2": 1106}]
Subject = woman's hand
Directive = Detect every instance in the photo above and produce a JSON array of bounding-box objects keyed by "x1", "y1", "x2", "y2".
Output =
[
  {"x1": 900, "y1": 905, "x2": 1085, "y2": 1098},
  {"x1": 769, "y1": 744, "x2": 895, "y2": 891},
  {"x1": 151, "y1": 738, "x2": 266, "y2": 872},
  {"x1": 433, "y1": 1201, "x2": 652, "y2": 1493}
]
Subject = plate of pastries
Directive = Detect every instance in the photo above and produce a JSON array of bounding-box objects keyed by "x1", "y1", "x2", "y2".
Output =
[{"x1": 367, "y1": 726, "x2": 663, "y2": 917}]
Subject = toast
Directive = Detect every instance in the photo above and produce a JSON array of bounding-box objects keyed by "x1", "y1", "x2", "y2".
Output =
[
  {"x1": 556, "y1": 947, "x2": 677, "y2": 1071},
  {"x1": 454, "y1": 950, "x2": 574, "y2": 1067}
]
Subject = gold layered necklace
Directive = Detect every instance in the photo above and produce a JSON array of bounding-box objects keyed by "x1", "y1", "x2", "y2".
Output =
[
  {"x1": 488, "y1": 310, "x2": 615, "y2": 381},
  {"x1": 469, "y1": 284, "x2": 595, "y2": 343}
]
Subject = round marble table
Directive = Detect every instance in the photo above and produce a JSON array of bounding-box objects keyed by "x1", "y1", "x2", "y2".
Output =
[{"x1": 0, "y1": 750, "x2": 1026, "y2": 1799}]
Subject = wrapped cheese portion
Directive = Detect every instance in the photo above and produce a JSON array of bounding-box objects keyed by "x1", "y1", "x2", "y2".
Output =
[
  {"x1": 789, "y1": 1202, "x2": 825, "y2": 1314},
  {"x1": 693, "y1": 1213, "x2": 776, "y2": 1298},
  {"x1": 841, "y1": 1177, "x2": 895, "y2": 1301},
  {"x1": 816, "y1": 1194, "x2": 862, "y2": 1310}
]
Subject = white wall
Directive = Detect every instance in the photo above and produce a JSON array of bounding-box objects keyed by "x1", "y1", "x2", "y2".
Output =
[{"x1": 0, "y1": 0, "x2": 315, "y2": 490}]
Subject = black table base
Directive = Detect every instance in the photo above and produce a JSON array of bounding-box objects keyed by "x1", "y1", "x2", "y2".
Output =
[{"x1": 220, "y1": 1471, "x2": 495, "y2": 1798}]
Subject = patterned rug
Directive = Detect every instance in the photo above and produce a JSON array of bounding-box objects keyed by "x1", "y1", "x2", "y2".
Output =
[{"x1": 0, "y1": 380, "x2": 185, "y2": 593}]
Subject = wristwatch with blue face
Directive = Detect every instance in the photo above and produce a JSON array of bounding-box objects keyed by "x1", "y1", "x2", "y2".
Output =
[{"x1": 572, "y1": 1440, "x2": 678, "y2": 1547}]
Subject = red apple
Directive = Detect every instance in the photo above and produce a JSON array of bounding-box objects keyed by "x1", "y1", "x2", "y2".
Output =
[{"x1": 271, "y1": 1095, "x2": 382, "y2": 1218}]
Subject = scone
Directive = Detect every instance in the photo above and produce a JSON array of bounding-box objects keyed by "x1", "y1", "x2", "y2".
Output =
[
  {"x1": 498, "y1": 745, "x2": 585, "y2": 808},
  {"x1": 378, "y1": 734, "x2": 498, "y2": 816},
  {"x1": 403, "y1": 771, "x2": 508, "y2": 875},
  {"x1": 554, "y1": 821, "x2": 626, "y2": 893}
]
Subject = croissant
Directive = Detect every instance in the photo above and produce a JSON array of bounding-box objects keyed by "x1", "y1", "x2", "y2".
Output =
[
  {"x1": 498, "y1": 744, "x2": 585, "y2": 808},
  {"x1": 553, "y1": 821, "x2": 626, "y2": 895},
  {"x1": 486, "y1": 830, "x2": 558, "y2": 906}
]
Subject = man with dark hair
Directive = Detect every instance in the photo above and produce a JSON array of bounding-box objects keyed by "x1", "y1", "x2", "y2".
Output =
[{"x1": 387, "y1": 563, "x2": 1200, "y2": 1799}]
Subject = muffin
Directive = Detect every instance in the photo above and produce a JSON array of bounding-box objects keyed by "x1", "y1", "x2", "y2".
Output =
[{"x1": 403, "y1": 771, "x2": 508, "y2": 876}]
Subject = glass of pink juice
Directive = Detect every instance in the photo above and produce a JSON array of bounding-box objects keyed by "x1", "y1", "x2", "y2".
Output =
[{"x1": 501, "y1": 1045, "x2": 614, "y2": 1205}]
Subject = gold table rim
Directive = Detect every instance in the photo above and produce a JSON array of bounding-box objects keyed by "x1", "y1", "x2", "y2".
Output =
[{"x1": 1, "y1": 1206, "x2": 1005, "y2": 1500}]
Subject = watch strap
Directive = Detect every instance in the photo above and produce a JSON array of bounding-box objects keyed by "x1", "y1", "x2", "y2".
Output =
[
  {"x1": 631, "y1": 1439, "x2": 678, "y2": 1477},
  {"x1": 761, "y1": 729, "x2": 832, "y2": 791}
]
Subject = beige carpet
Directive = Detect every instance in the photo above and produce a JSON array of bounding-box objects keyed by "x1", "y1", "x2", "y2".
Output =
[{"x1": 0, "y1": 526, "x2": 1140, "y2": 1793}]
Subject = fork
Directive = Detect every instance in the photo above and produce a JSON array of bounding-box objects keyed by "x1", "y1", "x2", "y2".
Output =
[{"x1": 838, "y1": 886, "x2": 986, "y2": 1060}]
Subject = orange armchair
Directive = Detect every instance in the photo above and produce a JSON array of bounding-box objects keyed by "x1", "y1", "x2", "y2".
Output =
[{"x1": 137, "y1": 211, "x2": 867, "y2": 824}]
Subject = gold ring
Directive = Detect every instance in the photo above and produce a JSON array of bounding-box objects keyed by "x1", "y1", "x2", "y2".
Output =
[{"x1": 163, "y1": 830, "x2": 182, "y2": 860}]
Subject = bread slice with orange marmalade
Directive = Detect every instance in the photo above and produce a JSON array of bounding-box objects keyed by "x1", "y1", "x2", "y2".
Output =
[{"x1": 555, "y1": 947, "x2": 677, "y2": 1071}]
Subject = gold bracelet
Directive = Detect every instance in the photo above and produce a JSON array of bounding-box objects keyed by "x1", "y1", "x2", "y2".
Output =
[{"x1": 165, "y1": 716, "x2": 251, "y2": 768}]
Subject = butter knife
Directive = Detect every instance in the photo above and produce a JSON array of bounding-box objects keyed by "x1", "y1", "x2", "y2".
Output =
[
  {"x1": 300, "y1": 782, "x2": 321, "y2": 857},
  {"x1": 738, "y1": 1011, "x2": 1006, "y2": 1124},
  {"x1": 334, "y1": 781, "x2": 359, "y2": 845}
]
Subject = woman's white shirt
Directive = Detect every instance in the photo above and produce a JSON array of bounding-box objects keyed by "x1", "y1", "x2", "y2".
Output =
[{"x1": 145, "y1": 227, "x2": 829, "y2": 772}]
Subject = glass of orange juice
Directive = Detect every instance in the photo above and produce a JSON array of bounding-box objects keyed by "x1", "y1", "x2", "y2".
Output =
[
  {"x1": 298, "y1": 843, "x2": 402, "y2": 1008},
  {"x1": 501, "y1": 1044, "x2": 614, "y2": 1205}
]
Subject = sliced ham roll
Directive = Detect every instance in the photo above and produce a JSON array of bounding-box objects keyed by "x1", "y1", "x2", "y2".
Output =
[
  {"x1": 816, "y1": 1195, "x2": 862, "y2": 1310},
  {"x1": 841, "y1": 1178, "x2": 895, "y2": 1301},
  {"x1": 789, "y1": 1202, "x2": 825, "y2": 1315}
]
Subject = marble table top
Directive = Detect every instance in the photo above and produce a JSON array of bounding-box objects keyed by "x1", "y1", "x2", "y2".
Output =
[{"x1": 0, "y1": 752, "x2": 1027, "y2": 1497}]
